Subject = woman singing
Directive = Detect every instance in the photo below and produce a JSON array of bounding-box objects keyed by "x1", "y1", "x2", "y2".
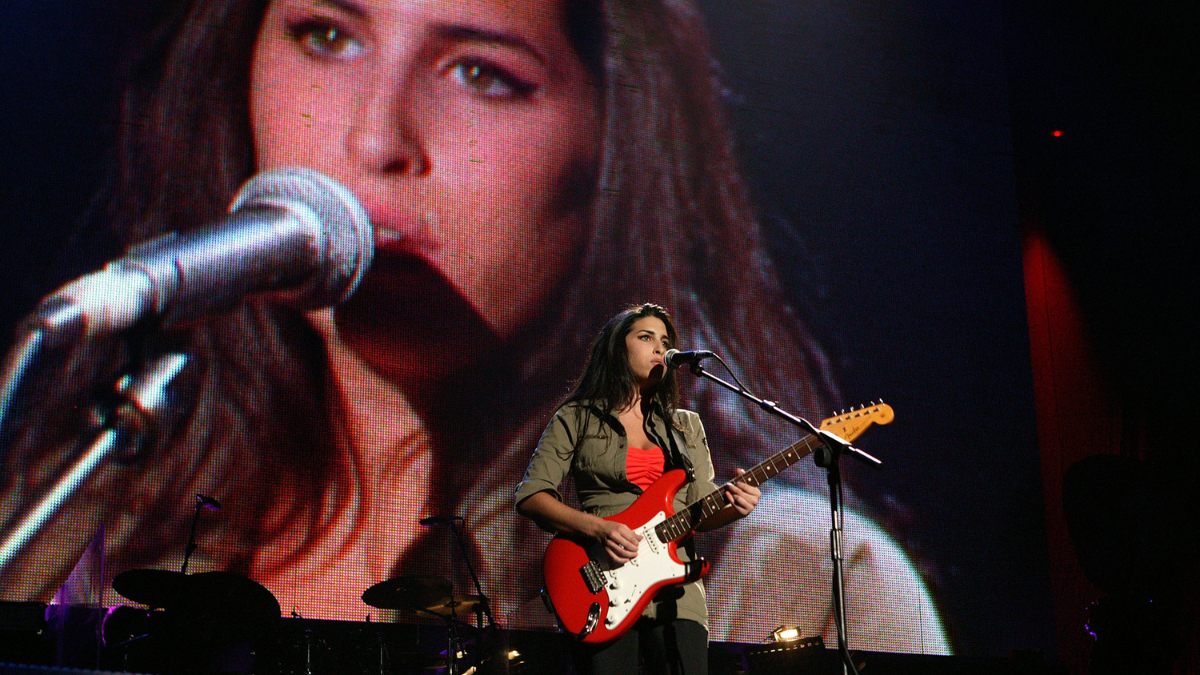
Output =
[{"x1": 516, "y1": 303, "x2": 761, "y2": 675}]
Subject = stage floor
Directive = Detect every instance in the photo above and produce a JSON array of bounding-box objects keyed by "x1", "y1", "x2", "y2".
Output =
[{"x1": 1, "y1": 608, "x2": 1064, "y2": 674}]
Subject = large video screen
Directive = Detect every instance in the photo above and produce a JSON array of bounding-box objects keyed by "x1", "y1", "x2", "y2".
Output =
[{"x1": 0, "y1": 0, "x2": 1053, "y2": 657}]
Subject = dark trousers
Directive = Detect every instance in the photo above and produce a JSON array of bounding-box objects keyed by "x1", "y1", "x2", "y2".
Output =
[{"x1": 568, "y1": 617, "x2": 708, "y2": 675}]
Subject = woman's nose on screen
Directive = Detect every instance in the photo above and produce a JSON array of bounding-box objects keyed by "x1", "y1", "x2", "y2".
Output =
[{"x1": 344, "y1": 77, "x2": 430, "y2": 178}]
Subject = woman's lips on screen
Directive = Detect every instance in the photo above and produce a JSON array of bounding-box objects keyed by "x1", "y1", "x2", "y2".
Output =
[
  {"x1": 354, "y1": 202, "x2": 479, "y2": 320},
  {"x1": 335, "y1": 202, "x2": 499, "y2": 359},
  {"x1": 350, "y1": 204, "x2": 444, "y2": 294},
  {"x1": 365, "y1": 204, "x2": 439, "y2": 258},
  {"x1": 351, "y1": 201, "x2": 495, "y2": 344}
]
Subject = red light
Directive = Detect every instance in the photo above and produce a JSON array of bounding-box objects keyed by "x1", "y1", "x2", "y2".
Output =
[{"x1": 1052, "y1": 130, "x2": 1063, "y2": 137}]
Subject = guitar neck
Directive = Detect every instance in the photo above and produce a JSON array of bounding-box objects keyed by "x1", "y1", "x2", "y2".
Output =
[{"x1": 653, "y1": 433, "x2": 822, "y2": 543}]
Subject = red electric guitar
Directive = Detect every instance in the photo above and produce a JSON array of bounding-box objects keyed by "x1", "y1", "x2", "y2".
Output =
[{"x1": 541, "y1": 402, "x2": 895, "y2": 643}]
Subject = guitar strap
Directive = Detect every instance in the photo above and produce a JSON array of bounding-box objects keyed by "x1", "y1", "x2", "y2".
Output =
[{"x1": 656, "y1": 408, "x2": 695, "y2": 483}]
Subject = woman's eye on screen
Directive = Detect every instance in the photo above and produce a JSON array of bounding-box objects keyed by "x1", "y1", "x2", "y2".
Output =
[
  {"x1": 288, "y1": 19, "x2": 366, "y2": 59},
  {"x1": 449, "y1": 60, "x2": 535, "y2": 100}
]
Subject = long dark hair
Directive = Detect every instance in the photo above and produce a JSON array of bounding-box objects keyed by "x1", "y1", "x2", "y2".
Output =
[
  {"x1": 566, "y1": 303, "x2": 680, "y2": 417},
  {"x1": 0, "y1": 0, "x2": 839, "y2": 614}
]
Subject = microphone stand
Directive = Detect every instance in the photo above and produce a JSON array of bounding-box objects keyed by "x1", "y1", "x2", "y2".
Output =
[
  {"x1": 683, "y1": 361, "x2": 880, "y2": 675},
  {"x1": 0, "y1": 347, "x2": 194, "y2": 572},
  {"x1": 422, "y1": 517, "x2": 497, "y2": 675},
  {"x1": 425, "y1": 517, "x2": 496, "y2": 629},
  {"x1": 181, "y1": 495, "x2": 220, "y2": 575}
]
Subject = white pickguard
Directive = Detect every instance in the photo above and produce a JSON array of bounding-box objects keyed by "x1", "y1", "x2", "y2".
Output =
[{"x1": 597, "y1": 511, "x2": 687, "y2": 630}]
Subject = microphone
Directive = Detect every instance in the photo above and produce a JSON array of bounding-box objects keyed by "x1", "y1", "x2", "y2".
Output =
[
  {"x1": 26, "y1": 166, "x2": 374, "y2": 346},
  {"x1": 663, "y1": 349, "x2": 715, "y2": 369},
  {"x1": 419, "y1": 515, "x2": 463, "y2": 526},
  {"x1": 195, "y1": 494, "x2": 222, "y2": 511}
]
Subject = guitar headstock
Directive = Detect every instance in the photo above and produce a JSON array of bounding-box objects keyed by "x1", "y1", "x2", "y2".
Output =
[{"x1": 820, "y1": 402, "x2": 895, "y2": 443}]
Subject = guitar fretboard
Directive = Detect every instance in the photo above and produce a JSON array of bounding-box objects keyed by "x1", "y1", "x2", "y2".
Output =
[{"x1": 653, "y1": 433, "x2": 822, "y2": 543}]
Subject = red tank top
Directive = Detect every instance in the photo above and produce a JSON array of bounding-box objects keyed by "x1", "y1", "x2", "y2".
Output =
[{"x1": 626, "y1": 446, "x2": 665, "y2": 491}]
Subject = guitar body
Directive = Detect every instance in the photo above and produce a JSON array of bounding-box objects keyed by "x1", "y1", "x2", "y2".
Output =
[{"x1": 542, "y1": 469, "x2": 709, "y2": 643}]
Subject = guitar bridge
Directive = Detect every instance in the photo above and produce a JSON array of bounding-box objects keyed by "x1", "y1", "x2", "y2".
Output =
[{"x1": 580, "y1": 561, "x2": 605, "y2": 594}]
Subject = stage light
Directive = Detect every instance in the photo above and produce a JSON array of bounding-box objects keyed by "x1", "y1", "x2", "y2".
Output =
[
  {"x1": 770, "y1": 624, "x2": 802, "y2": 642},
  {"x1": 1052, "y1": 130, "x2": 1063, "y2": 137}
]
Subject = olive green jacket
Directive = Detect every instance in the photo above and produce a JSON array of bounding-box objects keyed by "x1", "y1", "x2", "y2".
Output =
[{"x1": 514, "y1": 401, "x2": 721, "y2": 629}]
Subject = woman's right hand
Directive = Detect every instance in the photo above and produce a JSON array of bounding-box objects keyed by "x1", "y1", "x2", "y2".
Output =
[
  {"x1": 595, "y1": 519, "x2": 642, "y2": 564},
  {"x1": 516, "y1": 492, "x2": 641, "y2": 564}
]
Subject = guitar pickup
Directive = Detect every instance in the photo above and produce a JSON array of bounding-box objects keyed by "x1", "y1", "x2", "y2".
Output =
[{"x1": 580, "y1": 561, "x2": 606, "y2": 594}]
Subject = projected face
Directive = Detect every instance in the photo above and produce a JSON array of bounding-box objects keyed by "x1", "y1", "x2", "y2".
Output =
[{"x1": 250, "y1": 0, "x2": 602, "y2": 380}]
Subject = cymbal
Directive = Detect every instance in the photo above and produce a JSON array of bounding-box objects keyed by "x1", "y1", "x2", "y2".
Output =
[
  {"x1": 178, "y1": 571, "x2": 281, "y2": 622},
  {"x1": 113, "y1": 569, "x2": 186, "y2": 608},
  {"x1": 419, "y1": 595, "x2": 488, "y2": 618},
  {"x1": 112, "y1": 569, "x2": 280, "y2": 623},
  {"x1": 362, "y1": 575, "x2": 452, "y2": 610}
]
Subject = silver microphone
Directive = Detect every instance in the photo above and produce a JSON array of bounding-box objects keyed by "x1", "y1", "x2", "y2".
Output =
[{"x1": 27, "y1": 166, "x2": 373, "y2": 345}]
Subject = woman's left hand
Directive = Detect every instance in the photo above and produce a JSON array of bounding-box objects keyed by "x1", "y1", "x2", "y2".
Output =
[{"x1": 724, "y1": 469, "x2": 761, "y2": 517}]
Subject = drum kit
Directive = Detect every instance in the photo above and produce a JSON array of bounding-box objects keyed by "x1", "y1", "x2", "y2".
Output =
[
  {"x1": 109, "y1": 569, "x2": 489, "y2": 674},
  {"x1": 105, "y1": 498, "x2": 493, "y2": 673},
  {"x1": 359, "y1": 575, "x2": 491, "y2": 675}
]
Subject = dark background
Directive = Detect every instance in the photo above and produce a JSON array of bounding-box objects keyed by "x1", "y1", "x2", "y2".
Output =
[
  {"x1": 1003, "y1": 0, "x2": 1200, "y2": 670},
  {"x1": 5, "y1": 0, "x2": 1195, "y2": 665}
]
